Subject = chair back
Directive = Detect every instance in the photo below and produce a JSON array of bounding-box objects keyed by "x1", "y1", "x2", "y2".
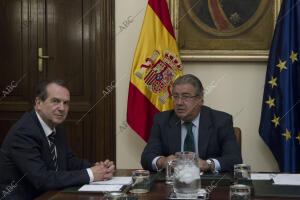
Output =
[{"x1": 234, "y1": 127, "x2": 241, "y2": 150}]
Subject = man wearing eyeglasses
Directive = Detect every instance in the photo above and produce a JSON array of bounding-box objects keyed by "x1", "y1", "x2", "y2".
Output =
[{"x1": 141, "y1": 74, "x2": 242, "y2": 173}]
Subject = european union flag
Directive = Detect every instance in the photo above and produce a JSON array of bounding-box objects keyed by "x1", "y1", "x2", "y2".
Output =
[{"x1": 259, "y1": 0, "x2": 300, "y2": 172}]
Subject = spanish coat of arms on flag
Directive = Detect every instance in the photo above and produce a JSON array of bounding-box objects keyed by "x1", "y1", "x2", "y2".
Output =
[{"x1": 127, "y1": 0, "x2": 183, "y2": 141}]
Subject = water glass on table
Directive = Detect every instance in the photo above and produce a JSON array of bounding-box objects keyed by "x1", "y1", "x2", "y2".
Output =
[
  {"x1": 129, "y1": 169, "x2": 150, "y2": 194},
  {"x1": 166, "y1": 159, "x2": 176, "y2": 185},
  {"x1": 234, "y1": 164, "x2": 251, "y2": 184},
  {"x1": 230, "y1": 184, "x2": 251, "y2": 200}
]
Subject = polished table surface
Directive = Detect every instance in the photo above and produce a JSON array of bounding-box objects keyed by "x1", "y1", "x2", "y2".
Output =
[{"x1": 35, "y1": 169, "x2": 297, "y2": 200}]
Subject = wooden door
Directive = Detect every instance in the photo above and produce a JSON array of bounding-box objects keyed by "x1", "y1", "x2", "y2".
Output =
[{"x1": 0, "y1": 0, "x2": 115, "y2": 163}]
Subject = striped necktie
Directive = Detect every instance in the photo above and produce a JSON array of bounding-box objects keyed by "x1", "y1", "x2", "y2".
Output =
[
  {"x1": 48, "y1": 132, "x2": 58, "y2": 171},
  {"x1": 183, "y1": 122, "x2": 195, "y2": 152}
]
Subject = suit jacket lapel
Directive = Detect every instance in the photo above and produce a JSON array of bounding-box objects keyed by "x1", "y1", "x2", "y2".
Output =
[
  {"x1": 31, "y1": 110, "x2": 58, "y2": 169},
  {"x1": 54, "y1": 133, "x2": 63, "y2": 169},
  {"x1": 168, "y1": 112, "x2": 182, "y2": 154},
  {"x1": 198, "y1": 106, "x2": 212, "y2": 158}
]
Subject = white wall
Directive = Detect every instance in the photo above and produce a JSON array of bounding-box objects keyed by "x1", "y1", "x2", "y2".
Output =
[{"x1": 115, "y1": 0, "x2": 279, "y2": 172}]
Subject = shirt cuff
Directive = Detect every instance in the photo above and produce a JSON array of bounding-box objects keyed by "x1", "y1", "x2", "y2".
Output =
[
  {"x1": 211, "y1": 159, "x2": 221, "y2": 173},
  {"x1": 152, "y1": 156, "x2": 163, "y2": 171},
  {"x1": 87, "y1": 168, "x2": 94, "y2": 183}
]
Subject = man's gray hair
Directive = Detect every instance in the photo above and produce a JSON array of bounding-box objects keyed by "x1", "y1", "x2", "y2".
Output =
[{"x1": 172, "y1": 74, "x2": 204, "y2": 96}]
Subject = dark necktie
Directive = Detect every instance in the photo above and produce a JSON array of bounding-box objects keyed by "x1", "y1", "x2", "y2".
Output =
[
  {"x1": 183, "y1": 122, "x2": 195, "y2": 152},
  {"x1": 48, "y1": 132, "x2": 58, "y2": 171}
]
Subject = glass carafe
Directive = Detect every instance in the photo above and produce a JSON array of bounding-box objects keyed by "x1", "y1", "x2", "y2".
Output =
[{"x1": 169, "y1": 151, "x2": 201, "y2": 199}]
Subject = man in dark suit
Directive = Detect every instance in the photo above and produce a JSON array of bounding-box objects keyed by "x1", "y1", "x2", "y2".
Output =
[
  {"x1": 0, "y1": 80, "x2": 115, "y2": 200},
  {"x1": 141, "y1": 74, "x2": 242, "y2": 172}
]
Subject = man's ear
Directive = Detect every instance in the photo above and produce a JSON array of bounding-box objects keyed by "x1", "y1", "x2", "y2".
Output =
[
  {"x1": 196, "y1": 93, "x2": 204, "y2": 105},
  {"x1": 200, "y1": 93, "x2": 204, "y2": 103},
  {"x1": 35, "y1": 97, "x2": 41, "y2": 108}
]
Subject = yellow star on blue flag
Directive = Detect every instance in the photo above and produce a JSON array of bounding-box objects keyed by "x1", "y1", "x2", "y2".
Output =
[{"x1": 290, "y1": 51, "x2": 298, "y2": 63}]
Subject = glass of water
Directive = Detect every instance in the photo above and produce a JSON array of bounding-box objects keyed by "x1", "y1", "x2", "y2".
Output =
[
  {"x1": 230, "y1": 184, "x2": 251, "y2": 200},
  {"x1": 166, "y1": 159, "x2": 176, "y2": 185},
  {"x1": 129, "y1": 170, "x2": 150, "y2": 194},
  {"x1": 234, "y1": 164, "x2": 251, "y2": 184}
]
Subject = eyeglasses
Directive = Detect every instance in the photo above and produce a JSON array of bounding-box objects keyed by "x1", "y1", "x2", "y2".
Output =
[{"x1": 172, "y1": 95, "x2": 199, "y2": 101}]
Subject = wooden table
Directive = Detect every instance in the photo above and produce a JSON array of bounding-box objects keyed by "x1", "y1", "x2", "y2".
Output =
[{"x1": 35, "y1": 169, "x2": 296, "y2": 200}]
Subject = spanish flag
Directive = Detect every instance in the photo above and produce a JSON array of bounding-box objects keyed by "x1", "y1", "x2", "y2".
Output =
[{"x1": 127, "y1": 0, "x2": 182, "y2": 142}]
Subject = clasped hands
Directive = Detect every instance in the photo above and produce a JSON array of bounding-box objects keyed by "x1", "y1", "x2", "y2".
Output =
[
  {"x1": 91, "y1": 159, "x2": 115, "y2": 181},
  {"x1": 157, "y1": 155, "x2": 214, "y2": 171}
]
